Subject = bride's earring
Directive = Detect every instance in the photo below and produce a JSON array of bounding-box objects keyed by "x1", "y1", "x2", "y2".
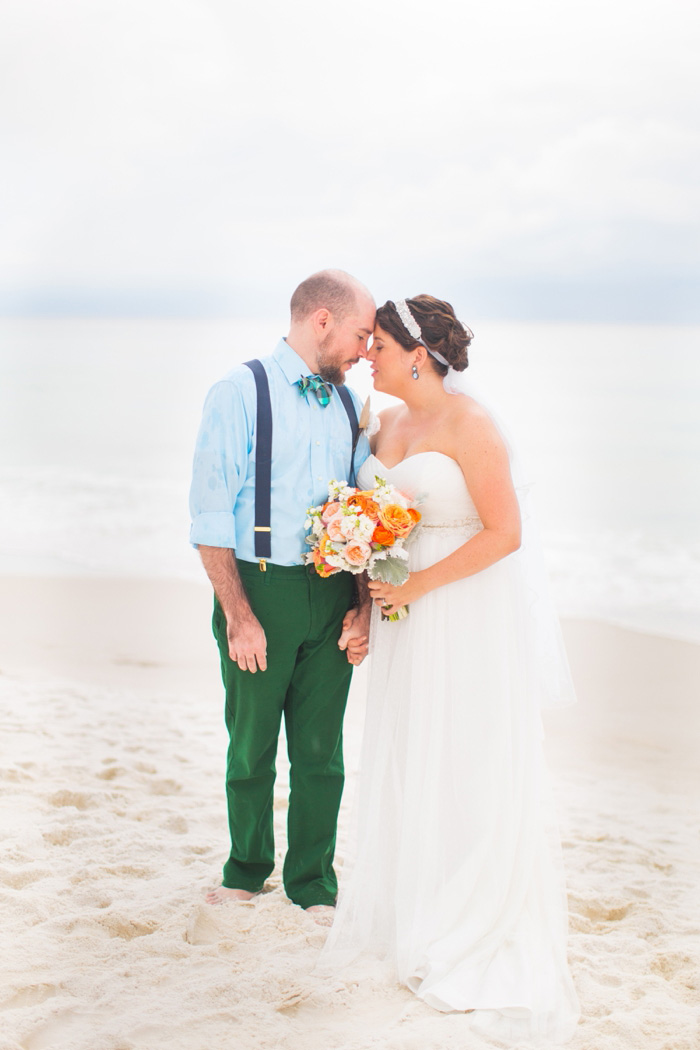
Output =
[{"x1": 412, "y1": 365, "x2": 419, "y2": 380}]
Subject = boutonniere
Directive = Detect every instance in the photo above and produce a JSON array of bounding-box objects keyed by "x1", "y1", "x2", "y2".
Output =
[
  {"x1": 358, "y1": 396, "x2": 370, "y2": 433},
  {"x1": 358, "y1": 396, "x2": 380, "y2": 439}
]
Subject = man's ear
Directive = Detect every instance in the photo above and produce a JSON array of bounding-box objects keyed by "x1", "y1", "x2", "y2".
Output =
[{"x1": 310, "y1": 308, "x2": 332, "y2": 336}]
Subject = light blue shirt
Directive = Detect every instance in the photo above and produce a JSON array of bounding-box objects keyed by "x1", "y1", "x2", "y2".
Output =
[{"x1": 189, "y1": 338, "x2": 370, "y2": 566}]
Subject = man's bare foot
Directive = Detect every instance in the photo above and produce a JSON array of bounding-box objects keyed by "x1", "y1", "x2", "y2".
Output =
[
  {"x1": 305, "y1": 904, "x2": 335, "y2": 926},
  {"x1": 205, "y1": 886, "x2": 258, "y2": 906}
]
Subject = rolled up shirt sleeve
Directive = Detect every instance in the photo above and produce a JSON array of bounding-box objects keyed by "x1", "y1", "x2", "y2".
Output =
[{"x1": 189, "y1": 375, "x2": 253, "y2": 549}]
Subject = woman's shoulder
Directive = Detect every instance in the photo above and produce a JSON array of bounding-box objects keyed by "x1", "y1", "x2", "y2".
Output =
[
  {"x1": 448, "y1": 393, "x2": 496, "y2": 429},
  {"x1": 377, "y1": 403, "x2": 403, "y2": 423},
  {"x1": 370, "y1": 404, "x2": 402, "y2": 451},
  {"x1": 446, "y1": 395, "x2": 507, "y2": 457}
]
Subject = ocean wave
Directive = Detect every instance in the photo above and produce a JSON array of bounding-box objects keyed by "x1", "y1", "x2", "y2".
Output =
[{"x1": 1, "y1": 467, "x2": 699, "y2": 642}]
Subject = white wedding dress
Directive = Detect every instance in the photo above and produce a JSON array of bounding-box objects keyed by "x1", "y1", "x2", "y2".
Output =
[{"x1": 320, "y1": 451, "x2": 580, "y2": 1045}]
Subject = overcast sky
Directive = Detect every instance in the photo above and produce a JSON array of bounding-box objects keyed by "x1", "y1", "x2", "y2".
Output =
[{"x1": 1, "y1": 0, "x2": 698, "y2": 321}]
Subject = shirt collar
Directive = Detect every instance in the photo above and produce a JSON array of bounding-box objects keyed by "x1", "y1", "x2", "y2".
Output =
[{"x1": 273, "y1": 338, "x2": 318, "y2": 385}]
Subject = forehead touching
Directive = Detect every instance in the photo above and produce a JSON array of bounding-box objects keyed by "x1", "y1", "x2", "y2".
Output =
[{"x1": 343, "y1": 294, "x2": 375, "y2": 334}]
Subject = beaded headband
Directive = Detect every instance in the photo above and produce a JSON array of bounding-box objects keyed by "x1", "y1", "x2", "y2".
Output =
[{"x1": 394, "y1": 299, "x2": 450, "y2": 368}]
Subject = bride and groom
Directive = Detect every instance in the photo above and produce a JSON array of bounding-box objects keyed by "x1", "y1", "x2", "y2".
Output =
[{"x1": 189, "y1": 269, "x2": 580, "y2": 1043}]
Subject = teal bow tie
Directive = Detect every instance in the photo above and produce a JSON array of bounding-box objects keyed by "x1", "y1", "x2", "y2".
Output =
[{"x1": 297, "y1": 374, "x2": 333, "y2": 407}]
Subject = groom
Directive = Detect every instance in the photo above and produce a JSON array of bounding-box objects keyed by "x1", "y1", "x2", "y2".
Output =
[{"x1": 189, "y1": 269, "x2": 375, "y2": 919}]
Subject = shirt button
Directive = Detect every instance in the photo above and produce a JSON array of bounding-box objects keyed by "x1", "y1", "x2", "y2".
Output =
[
  {"x1": 317, "y1": 476, "x2": 322, "y2": 481},
  {"x1": 316, "y1": 440, "x2": 320, "y2": 446}
]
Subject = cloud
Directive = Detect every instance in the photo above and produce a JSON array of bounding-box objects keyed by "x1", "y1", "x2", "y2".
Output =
[{"x1": 1, "y1": 0, "x2": 699, "y2": 319}]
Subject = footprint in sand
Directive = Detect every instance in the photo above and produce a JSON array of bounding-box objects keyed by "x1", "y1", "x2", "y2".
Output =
[
  {"x1": 20, "y1": 1010, "x2": 91, "y2": 1050},
  {"x1": 0, "y1": 983, "x2": 59, "y2": 1011},
  {"x1": 0, "y1": 765, "x2": 35, "y2": 782},
  {"x1": 650, "y1": 952, "x2": 700, "y2": 1003},
  {"x1": 161, "y1": 814, "x2": 188, "y2": 834},
  {"x1": 185, "y1": 903, "x2": 255, "y2": 945},
  {"x1": 651, "y1": 951, "x2": 694, "y2": 978},
  {"x1": 571, "y1": 896, "x2": 632, "y2": 924},
  {"x1": 98, "y1": 913, "x2": 159, "y2": 939},
  {"x1": 134, "y1": 761, "x2": 158, "y2": 774},
  {"x1": 43, "y1": 826, "x2": 81, "y2": 846},
  {"x1": 49, "y1": 790, "x2": 95, "y2": 810},
  {"x1": 149, "y1": 779, "x2": 181, "y2": 796},
  {"x1": 0, "y1": 867, "x2": 51, "y2": 889},
  {"x1": 96, "y1": 765, "x2": 125, "y2": 781}
]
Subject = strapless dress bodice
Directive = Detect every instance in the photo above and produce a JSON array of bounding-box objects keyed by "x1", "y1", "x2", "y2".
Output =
[{"x1": 357, "y1": 452, "x2": 482, "y2": 531}]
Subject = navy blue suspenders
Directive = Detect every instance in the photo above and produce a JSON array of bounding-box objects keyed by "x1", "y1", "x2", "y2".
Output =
[
  {"x1": 243, "y1": 360, "x2": 273, "y2": 568},
  {"x1": 337, "y1": 385, "x2": 360, "y2": 484},
  {"x1": 244, "y1": 360, "x2": 360, "y2": 571}
]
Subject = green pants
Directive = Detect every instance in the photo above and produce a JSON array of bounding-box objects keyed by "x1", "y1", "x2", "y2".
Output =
[{"x1": 212, "y1": 560, "x2": 354, "y2": 908}]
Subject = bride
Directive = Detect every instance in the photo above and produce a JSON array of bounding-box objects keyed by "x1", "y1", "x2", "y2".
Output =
[{"x1": 320, "y1": 296, "x2": 580, "y2": 1044}]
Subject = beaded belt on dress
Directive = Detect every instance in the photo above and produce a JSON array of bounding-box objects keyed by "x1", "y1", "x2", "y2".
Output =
[{"x1": 420, "y1": 516, "x2": 482, "y2": 531}]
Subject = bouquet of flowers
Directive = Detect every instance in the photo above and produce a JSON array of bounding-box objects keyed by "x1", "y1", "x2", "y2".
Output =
[{"x1": 304, "y1": 476, "x2": 421, "y2": 621}]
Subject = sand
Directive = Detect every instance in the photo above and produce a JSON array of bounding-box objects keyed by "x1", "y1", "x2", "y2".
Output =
[{"x1": 0, "y1": 575, "x2": 699, "y2": 1050}]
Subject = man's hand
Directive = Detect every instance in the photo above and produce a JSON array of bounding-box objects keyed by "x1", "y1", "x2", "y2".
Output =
[
  {"x1": 226, "y1": 611, "x2": 267, "y2": 673},
  {"x1": 338, "y1": 605, "x2": 371, "y2": 666},
  {"x1": 198, "y1": 546, "x2": 268, "y2": 673}
]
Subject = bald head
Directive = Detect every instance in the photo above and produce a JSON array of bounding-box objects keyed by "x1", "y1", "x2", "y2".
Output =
[{"x1": 290, "y1": 269, "x2": 374, "y2": 324}]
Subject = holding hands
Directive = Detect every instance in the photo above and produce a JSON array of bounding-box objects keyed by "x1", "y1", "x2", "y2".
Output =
[{"x1": 338, "y1": 604, "x2": 371, "y2": 665}]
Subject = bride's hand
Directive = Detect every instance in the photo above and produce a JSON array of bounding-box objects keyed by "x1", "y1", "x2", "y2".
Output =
[{"x1": 367, "y1": 573, "x2": 425, "y2": 614}]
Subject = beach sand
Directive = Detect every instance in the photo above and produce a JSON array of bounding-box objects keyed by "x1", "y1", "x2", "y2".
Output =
[{"x1": 0, "y1": 576, "x2": 698, "y2": 1050}]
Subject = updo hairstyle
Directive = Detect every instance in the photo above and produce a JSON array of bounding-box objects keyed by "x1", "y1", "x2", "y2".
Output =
[{"x1": 374, "y1": 294, "x2": 472, "y2": 376}]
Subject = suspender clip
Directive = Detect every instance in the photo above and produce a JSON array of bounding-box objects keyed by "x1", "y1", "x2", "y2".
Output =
[{"x1": 259, "y1": 559, "x2": 267, "y2": 572}]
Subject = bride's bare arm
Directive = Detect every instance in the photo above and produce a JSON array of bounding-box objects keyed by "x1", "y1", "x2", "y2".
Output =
[{"x1": 368, "y1": 406, "x2": 521, "y2": 612}]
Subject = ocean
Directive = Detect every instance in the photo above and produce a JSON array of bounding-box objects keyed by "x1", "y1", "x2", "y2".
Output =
[{"x1": 1, "y1": 317, "x2": 698, "y2": 642}]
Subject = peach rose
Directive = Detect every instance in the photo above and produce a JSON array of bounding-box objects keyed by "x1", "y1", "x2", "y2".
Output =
[
  {"x1": 379, "y1": 503, "x2": 416, "y2": 538},
  {"x1": 321, "y1": 501, "x2": 341, "y2": 524},
  {"x1": 344, "y1": 540, "x2": 372, "y2": 566},
  {"x1": 371, "y1": 524, "x2": 395, "y2": 546},
  {"x1": 326, "y1": 516, "x2": 345, "y2": 542}
]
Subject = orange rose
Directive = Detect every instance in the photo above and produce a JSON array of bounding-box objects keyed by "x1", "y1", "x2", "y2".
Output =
[
  {"x1": 312, "y1": 548, "x2": 337, "y2": 577},
  {"x1": 319, "y1": 533, "x2": 336, "y2": 557},
  {"x1": 379, "y1": 503, "x2": 416, "y2": 538},
  {"x1": 371, "y1": 524, "x2": 395, "y2": 546},
  {"x1": 408, "y1": 507, "x2": 421, "y2": 523},
  {"x1": 347, "y1": 494, "x2": 380, "y2": 520}
]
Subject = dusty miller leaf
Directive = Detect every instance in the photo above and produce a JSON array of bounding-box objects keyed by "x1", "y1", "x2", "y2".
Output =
[{"x1": 368, "y1": 556, "x2": 410, "y2": 586}]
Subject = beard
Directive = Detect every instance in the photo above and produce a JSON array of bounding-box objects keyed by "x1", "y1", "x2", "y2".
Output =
[{"x1": 316, "y1": 330, "x2": 347, "y2": 387}]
